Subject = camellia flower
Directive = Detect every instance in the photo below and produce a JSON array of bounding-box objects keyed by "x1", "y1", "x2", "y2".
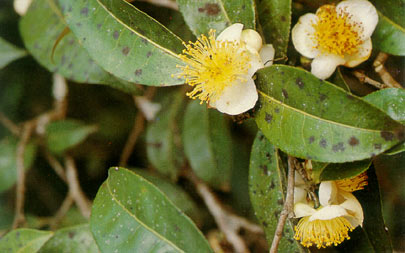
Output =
[
  {"x1": 292, "y1": 0, "x2": 378, "y2": 79},
  {"x1": 176, "y1": 23, "x2": 275, "y2": 115},
  {"x1": 293, "y1": 173, "x2": 367, "y2": 248}
]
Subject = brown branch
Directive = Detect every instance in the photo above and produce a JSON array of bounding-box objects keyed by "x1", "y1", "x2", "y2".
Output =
[
  {"x1": 0, "y1": 111, "x2": 20, "y2": 136},
  {"x1": 12, "y1": 121, "x2": 35, "y2": 229},
  {"x1": 43, "y1": 150, "x2": 67, "y2": 182},
  {"x1": 353, "y1": 70, "x2": 388, "y2": 89},
  {"x1": 269, "y1": 156, "x2": 295, "y2": 253},
  {"x1": 65, "y1": 156, "x2": 91, "y2": 219},
  {"x1": 373, "y1": 52, "x2": 402, "y2": 89},
  {"x1": 186, "y1": 170, "x2": 262, "y2": 253}
]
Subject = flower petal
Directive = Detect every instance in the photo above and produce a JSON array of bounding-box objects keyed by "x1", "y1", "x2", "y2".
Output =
[
  {"x1": 336, "y1": 0, "x2": 378, "y2": 39},
  {"x1": 344, "y1": 38, "x2": 372, "y2": 67},
  {"x1": 294, "y1": 202, "x2": 316, "y2": 218},
  {"x1": 210, "y1": 77, "x2": 258, "y2": 115},
  {"x1": 259, "y1": 44, "x2": 275, "y2": 67},
  {"x1": 216, "y1": 23, "x2": 243, "y2": 43},
  {"x1": 339, "y1": 191, "x2": 364, "y2": 227},
  {"x1": 309, "y1": 205, "x2": 348, "y2": 221},
  {"x1": 292, "y1": 13, "x2": 319, "y2": 59},
  {"x1": 241, "y1": 29, "x2": 263, "y2": 52},
  {"x1": 246, "y1": 49, "x2": 264, "y2": 77},
  {"x1": 319, "y1": 181, "x2": 338, "y2": 206},
  {"x1": 294, "y1": 187, "x2": 308, "y2": 204},
  {"x1": 311, "y1": 54, "x2": 345, "y2": 79}
]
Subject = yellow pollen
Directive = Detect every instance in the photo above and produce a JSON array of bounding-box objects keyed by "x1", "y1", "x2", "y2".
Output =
[
  {"x1": 175, "y1": 29, "x2": 250, "y2": 103},
  {"x1": 294, "y1": 216, "x2": 354, "y2": 248},
  {"x1": 312, "y1": 5, "x2": 363, "y2": 57},
  {"x1": 336, "y1": 172, "x2": 368, "y2": 192}
]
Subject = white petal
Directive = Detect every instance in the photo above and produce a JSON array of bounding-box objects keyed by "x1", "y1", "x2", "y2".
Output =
[
  {"x1": 319, "y1": 181, "x2": 338, "y2": 206},
  {"x1": 336, "y1": 0, "x2": 378, "y2": 39},
  {"x1": 259, "y1": 44, "x2": 275, "y2": 67},
  {"x1": 344, "y1": 38, "x2": 372, "y2": 67},
  {"x1": 311, "y1": 54, "x2": 345, "y2": 79},
  {"x1": 309, "y1": 205, "x2": 348, "y2": 221},
  {"x1": 246, "y1": 49, "x2": 264, "y2": 77},
  {"x1": 210, "y1": 77, "x2": 258, "y2": 115},
  {"x1": 241, "y1": 29, "x2": 263, "y2": 52},
  {"x1": 294, "y1": 171, "x2": 305, "y2": 186},
  {"x1": 339, "y1": 191, "x2": 364, "y2": 226},
  {"x1": 294, "y1": 202, "x2": 316, "y2": 218},
  {"x1": 14, "y1": 0, "x2": 32, "y2": 15},
  {"x1": 294, "y1": 187, "x2": 307, "y2": 204},
  {"x1": 292, "y1": 13, "x2": 319, "y2": 59},
  {"x1": 216, "y1": 23, "x2": 243, "y2": 43}
]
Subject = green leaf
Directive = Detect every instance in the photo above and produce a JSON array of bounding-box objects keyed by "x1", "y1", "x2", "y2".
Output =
[
  {"x1": 372, "y1": 11, "x2": 405, "y2": 56},
  {"x1": 249, "y1": 131, "x2": 302, "y2": 252},
  {"x1": 146, "y1": 89, "x2": 185, "y2": 181},
  {"x1": 370, "y1": 0, "x2": 405, "y2": 27},
  {"x1": 0, "y1": 136, "x2": 37, "y2": 193},
  {"x1": 45, "y1": 119, "x2": 97, "y2": 154},
  {"x1": 20, "y1": 0, "x2": 141, "y2": 94},
  {"x1": 363, "y1": 88, "x2": 405, "y2": 124},
  {"x1": 332, "y1": 67, "x2": 350, "y2": 92},
  {"x1": 0, "y1": 37, "x2": 26, "y2": 69},
  {"x1": 256, "y1": 0, "x2": 291, "y2": 59},
  {"x1": 90, "y1": 167, "x2": 213, "y2": 253},
  {"x1": 131, "y1": 168, "x2": 203, "y2": 226},
  {"x1": 183, "y1": 100, "x2": 232, "y2": 191},
  {"x1": 56, "y1": 0, "x2": 185, "y2": 86},
  {"x1": 176, "y1": 0, "x2": 256, "y2": 36},
  {"x1": 0, "y1": 229, "x2": 53, "y2": 253},
  {"x1": 255, "y1": 65, "x2": 404, "y2": 163},
  {"x1": 319, "y1": 160, "x2": 372, "y2": 181},
  {"x1": 39, "y1": 224, "x2": 99, "y2": 253},
  {"x1": 383, "y1": 142, "x2": 405, "y2": 155}
]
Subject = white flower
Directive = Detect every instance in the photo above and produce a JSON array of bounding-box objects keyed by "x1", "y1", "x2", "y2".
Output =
[
  {"x1": 293, "y1": 180, "x2": 364, "y2": 248},
  {"x1": 177, "y1": 23, "x2": 275, "y2": 115},
  {"x1": 292, "y1": 0, "x2": 378, "y2": 79},
  {"x1": 14, "y1": 0, "x2": 33, "y2": 16}
]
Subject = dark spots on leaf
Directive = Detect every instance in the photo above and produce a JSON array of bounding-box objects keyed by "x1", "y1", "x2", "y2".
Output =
[
  {"x1": 82, "y1": 37, "x2": 86, "y2": 41},
  {"x1": 198, "y1": 3, "x2": 220, "y2": 16},
  {"x1": 80, "y1": 7, "x2": 88, "y2": 16},
  {"x1": 262, "y1": 221, "x2": 268, "y2": 227},
  {"x1": 380, "y1": 131, "x2": 394, "y2": 141},
  {"x1": 295, "y1": 77, "x2": 304, "y2": 89},
  {"x1": 269, "y1": 180, "x2": 275, "y2": 189},
  {"x1": 370, "y1": 153, "x2": 376, "y2": 157},
  {"x1": 374, "y1": 143, "x2": 382, "y2": 150},
  {"x1": 266, "y1": 152, "x2": 271, "y2": 161},
  {"x1": 115, "y1": 235, "x2": 119, "y2": 239},
  {"x1": 122, "y1": 46, "x2": 130, "y2": 56},
  {"x1": 113, "y1": 31, "x2": 119, "y2": 40},
  {"x1": 68, "y1": 63, "x2": 73, "y2": 69},
  {"x1": 141, "y1": 38, "x2": 148, "y2": 44},
  {"x1": 277, "y1": 199, "x2": 284, "y2": 205},
  {"x1": 274, "y1": 210, "x2": 281, "y2": 218},
  {"x1": 348, "y1": 136, "x2": 359, "y2": 146},
  {"x1": 259, "y1": 134, "x2": 264, "y2": 141},
  {"x1": 68, "y1": 232, "x2": 75, "y2": 239},
  {"x1": 319, "y1": 139, "x2": 327, "y2": 148},
  {"x1": 76, "y1": 22, "x2": 82, "y2": 27},
  {"x1": 274, "y1": 107, "x2": 280, "y2": 113},
  {"x1": 281, "y1": 15, "x2": 287, "y2": 22},
  {"x1": 68, "y1": 39, "x2": 75, "y2": 45},
  {"x1": 61, "y1": 55, "x2": 66, "y2": 65},
  {"x1": 309, "y1": 136, "x2": 315, "y2": 144},
  {"x1": 242, "y1": 5, "x2": 246, "y2": 9},
  {"x1": 97, "y1": 24, "x2": 102, "y2": 29},
  {"x1": 135, "y1": 69, "x2": 142, "y2": 76},
  {"x1": 319, "y1": 93, "x2": 327, "y2": 101},
  {"x1": 68, "y1": 6, "x2": 72, "y2": 12},
  {"x1": 146, "y1": 51, "x2": 152, "y2": 58},
  {"x1": 174, "y1": 225, "x2": 181, "y2": 232},
  {"x1": 396, "y1": 127, "x2": 405, "y2": 141},
  {"x1": 260, "y1": 165, "x2": 268, "y2": 175},
  {"x1": 346, "y1": 94, "x2": 354, "y2": 100},
  {"x1": 265, "y1": 113, "x2": 273, "y2": 123},
  {"x1": 332, "y1": 142, "x2": 345, "y2": 152},
  {"x1": 282, "y1": 89, "x2": 289, "y2": 99},
  {"x1": 253, "y1": 190, "x2": 257, "y2": 194}
]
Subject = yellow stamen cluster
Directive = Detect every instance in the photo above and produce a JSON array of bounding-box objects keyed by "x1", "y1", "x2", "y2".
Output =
[
  {"x1": 312, "y1": 5, "x2": 363, "y2": 57},
  {"x1": 294, "y1": 215, "x2": 354, "y2": 248},
  {"x1": 176, "y1": 30, "x2": 251, "y2": 103},
  {"x1": 336, "y1": 172, "x2": 368, "y2": 192}
]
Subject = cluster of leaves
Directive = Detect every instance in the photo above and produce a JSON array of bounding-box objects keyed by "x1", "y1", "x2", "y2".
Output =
[{"x1": 0, "y1": 0, "x2": 404, "y2": 252}]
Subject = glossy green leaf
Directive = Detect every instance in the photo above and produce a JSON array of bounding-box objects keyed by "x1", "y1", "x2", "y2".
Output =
[
  {"x1": 45, "y1": 119, "x2": 97, "y2": 154},
  {"x1": 319, "y1": 160, "x2": 372, "y2": 181},
  {"x1": 39, "y1": 224, "x2": 99, "y2": 253},
  {"x1": 372, "y1": 11, "x2": 405, "y2": 56},
  {"x1": 249, "y1": 131, "x2": 303, "y2": 252},
  {"x1": 20, "y1": 0, "x2": 141, "y2": 94},
  {"x1": 176, "y1": 0, "x2": 255, "y2": 36},
  {"x1": 370, "y1": 0, "x2": 405, "y2": 27},
  {"x1": 0, "y1": 37, "x2": 26, "y2": 69},
  {"x1": 131, "y1": 168, "x2": 203, "y2": 226},
  {"x1": 383, "y1": 142, "x2": 405, "y2": 155},
  {"x1": 363, "y1": 88, "x2": 405, "y2": 124},
  {"x1": 0, "y1": 136, "x2": 37, "y2": 193},
  {"x1": 0, "y1": 229, "x2": 53, "y2": 253},
  {"x1": 56, "y1": 0, "x2": 184, "y2": 86},
  {"x1": 255, "y1": 65, "x2": 404, "y2": 163},
  {"x1": 256, "y1": 0, "x2": 291, "y2": 59},
  {"x1": 332, "y1": 67, "x2": 350, "y2": 92},
  {"x1": 90, "y1": 167, "x2": 213, "y2": 253},
  {"x1": 146, "y1": 89, "x2": 185, "y2": 181},
  {"x1": 183, "y1": 101, "x2": 232, "y2": 191}
]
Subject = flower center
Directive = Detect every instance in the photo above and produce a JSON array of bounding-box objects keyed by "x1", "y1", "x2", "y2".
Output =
[
  {"x1": 336, "y1": 172, "x2": 368, "y2": 192},
  {"x1": 312, "y1": 5, "x2": 363, "y2": 57},
  {"x1": 176, "y1": 30, "x2": 250, "y2": 103}
]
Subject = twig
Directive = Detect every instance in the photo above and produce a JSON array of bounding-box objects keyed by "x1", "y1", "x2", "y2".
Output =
[
  {"x1": 352, "y1": 70, "x2": 388, "y2": 89},
  {"x1": 269, "y1": 156, "x2": 295, "y2": 253},
  {"x1": 12, "y1": 121, "x2": 35, "y2": 229},
  {"x1": 186, "y1": 170, "x2": 262, "y2": 253},
  {"x1": 49, "y1": 194, "x2": 74, "y2": 230},
  {"x1": 43, "y1": 150, "x2": 67, "y2": 182},
  {"x1": 65, "y1": 156, "x2": 91, "y2": 219},
  {"x1": 0, "y1": 112, "x2": 20, "y2": 136},
  {"x1": 373, "y1": 52, "x2": 402, "y2": 89}
]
